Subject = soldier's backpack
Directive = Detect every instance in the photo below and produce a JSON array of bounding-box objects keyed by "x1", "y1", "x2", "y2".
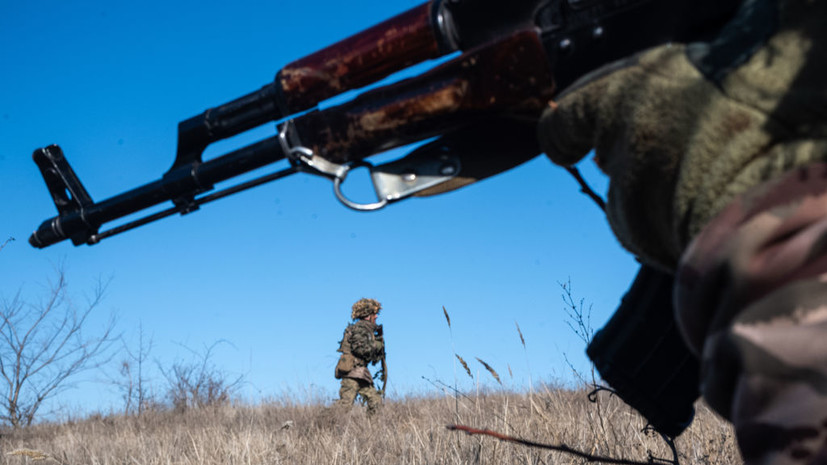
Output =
[
  {"x1": 334, "y1": 325, "x2": 356, "y2": 379},
  {"x1": 335, "y1": 353, "x2": 356, "y2": 379}
]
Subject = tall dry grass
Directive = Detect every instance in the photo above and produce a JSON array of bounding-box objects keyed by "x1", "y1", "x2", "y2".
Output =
[{"x1": 1, "y1": 386, "x2": 740, "y2": 465}]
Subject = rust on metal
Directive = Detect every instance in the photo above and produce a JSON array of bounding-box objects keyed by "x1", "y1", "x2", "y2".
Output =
[
  {"x1": 280, "y1": 2, "x2": 441, "y2": 112},
  {"x1": 356, "y1": 84, "x2": 467, "y2": 133},
  {"x1": 291, "y1": 30, "x2": 556, "y2": 163}
]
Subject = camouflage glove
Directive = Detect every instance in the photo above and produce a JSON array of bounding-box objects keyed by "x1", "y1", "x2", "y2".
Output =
[{"x1": 537, "y1": 0, "x2": 827, "y2": 270}]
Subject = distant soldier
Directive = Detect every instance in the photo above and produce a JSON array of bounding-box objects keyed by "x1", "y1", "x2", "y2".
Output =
[{"x1": 334, "y1": 298, "x2": 384, "y2": 415}]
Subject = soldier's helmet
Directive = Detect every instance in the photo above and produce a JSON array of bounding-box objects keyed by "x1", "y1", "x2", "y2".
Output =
[{"x1": 351, "y1": 298, "x2": 382, "y2": 320}]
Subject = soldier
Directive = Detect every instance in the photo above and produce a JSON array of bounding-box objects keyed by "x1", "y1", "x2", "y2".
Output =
[
  {"x1": 334, "y1": 298, "x2": 384, "y2": 415},
  {"x1": 537, "y1": 0, "x2": 827, "y2": 463}
]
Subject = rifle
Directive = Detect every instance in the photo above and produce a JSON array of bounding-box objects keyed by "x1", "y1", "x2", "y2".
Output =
[
  {"x1": 374, "y1": 324, "x2": 387, "y2": 397},
  {"x1": 379, "y1": 355, "x2": 388, "y2": 398},
  {"x1": 29, "y1": 0, "x2": 741, "y2": 249}
]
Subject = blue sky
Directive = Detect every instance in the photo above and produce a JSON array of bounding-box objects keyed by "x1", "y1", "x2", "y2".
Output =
[{"x1": 1, "y1": 0, "x2": 639, "y2": 415}]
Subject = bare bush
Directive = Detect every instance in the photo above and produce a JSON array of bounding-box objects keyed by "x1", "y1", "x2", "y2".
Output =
[
  {"x1": 158, "y1": 341, "x2": 243, "y2": 412},
  {"x1": 113, "y1": 323, "x2": 156, "y2": 416},
  {"x1": 0, "y1": 265, "x2": 116, "y2": 427}
]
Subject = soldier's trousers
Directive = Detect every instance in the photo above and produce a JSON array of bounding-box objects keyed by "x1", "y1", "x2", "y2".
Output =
[
  {"x1": 336, "y1": 377, "x2": 381, "y2": 415},
  {"x1": 676, "y1": 163, "x2": 827, "y2": 464}
]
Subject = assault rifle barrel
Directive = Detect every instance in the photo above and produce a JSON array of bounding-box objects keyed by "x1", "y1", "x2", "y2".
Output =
[{"x1": 29, "y1": 0, "x2": 743, "y2": 248}]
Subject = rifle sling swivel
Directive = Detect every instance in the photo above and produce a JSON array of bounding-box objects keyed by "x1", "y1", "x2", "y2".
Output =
[{"x1": 278, "y1": 120, "x2": 460, "y2": 211}]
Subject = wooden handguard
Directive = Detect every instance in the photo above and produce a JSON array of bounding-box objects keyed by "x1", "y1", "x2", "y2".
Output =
[
  {"x1": 279, "y1": 3, "x2": 444, "y2": 113},
  {"x1": 291, "y1": 30, "x2": 555, "y2": 163}
]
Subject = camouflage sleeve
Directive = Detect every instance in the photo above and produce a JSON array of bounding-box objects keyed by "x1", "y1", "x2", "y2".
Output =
[
  {"x1": 675, "y1": 163, "x2": 827, "y2": 464},
  {"x1": 348, "y1": 321, "x2": 383, "y2": 363}
]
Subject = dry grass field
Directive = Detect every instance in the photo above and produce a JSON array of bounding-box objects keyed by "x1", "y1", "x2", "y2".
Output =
[{"x1": 1, "y1": 386, "x2": 741, "y2": 465}]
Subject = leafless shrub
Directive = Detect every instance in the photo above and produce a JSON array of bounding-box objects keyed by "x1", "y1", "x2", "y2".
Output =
[
  {"x1": 158, "y1": 341, "x2": 243, "y2": 412},
  {"x1": 111, "y1": 323, "x2": 156, "y2": 416},
  {"x1": 0, "y1": 265, "x2": 117, "y2": 427}
]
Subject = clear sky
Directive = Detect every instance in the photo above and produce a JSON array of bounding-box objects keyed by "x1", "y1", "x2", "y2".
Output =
[{"x1": 1, "y1": 0, "x2": 639, "y2": 416}]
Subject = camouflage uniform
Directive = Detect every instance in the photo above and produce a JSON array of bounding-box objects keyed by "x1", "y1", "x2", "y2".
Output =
[
  {"x1": 335, "y1": 298, "x2": 384, "y2": 415},
  {"x1": 676, "y1": 163, "x2": 827, "y2": 463},
  {"x1": 538, "y1": 0, "x2": 827, "y2": 462}
]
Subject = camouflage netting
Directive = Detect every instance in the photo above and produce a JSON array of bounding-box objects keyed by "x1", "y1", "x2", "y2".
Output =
[{"x1": 351, "y1": 298, "x2": 381, "y2": 319}]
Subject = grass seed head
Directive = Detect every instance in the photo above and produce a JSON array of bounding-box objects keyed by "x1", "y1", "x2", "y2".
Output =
[
  {"x1": 476, "y1": 358, "x2": 502, "y2": 385},
  {"x1": 455, "y1": 354, "x2": 473, "y2": 379},
  {"x1": 443, "y1": 306, "x2": 451, "y2": 329},
  {"x1": 515, "y1": 322, "x2": 526, "y2": 348}
]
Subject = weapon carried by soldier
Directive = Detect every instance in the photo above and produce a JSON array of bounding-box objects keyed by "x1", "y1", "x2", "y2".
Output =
[
  {"x1": 373, "y1": 324, "x2": 387, "y2": 398},
  {"x1": 28, "y1": 0, "x2": 741, "y2": 249}
]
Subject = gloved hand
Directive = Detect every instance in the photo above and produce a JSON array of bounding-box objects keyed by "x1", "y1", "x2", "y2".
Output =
[
  {"x1": 539, "y1": 2, "x2": 827, "y2": 462},
  {"x1": 537, "y1": 0, "x2": 827, "y2": 271}
]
